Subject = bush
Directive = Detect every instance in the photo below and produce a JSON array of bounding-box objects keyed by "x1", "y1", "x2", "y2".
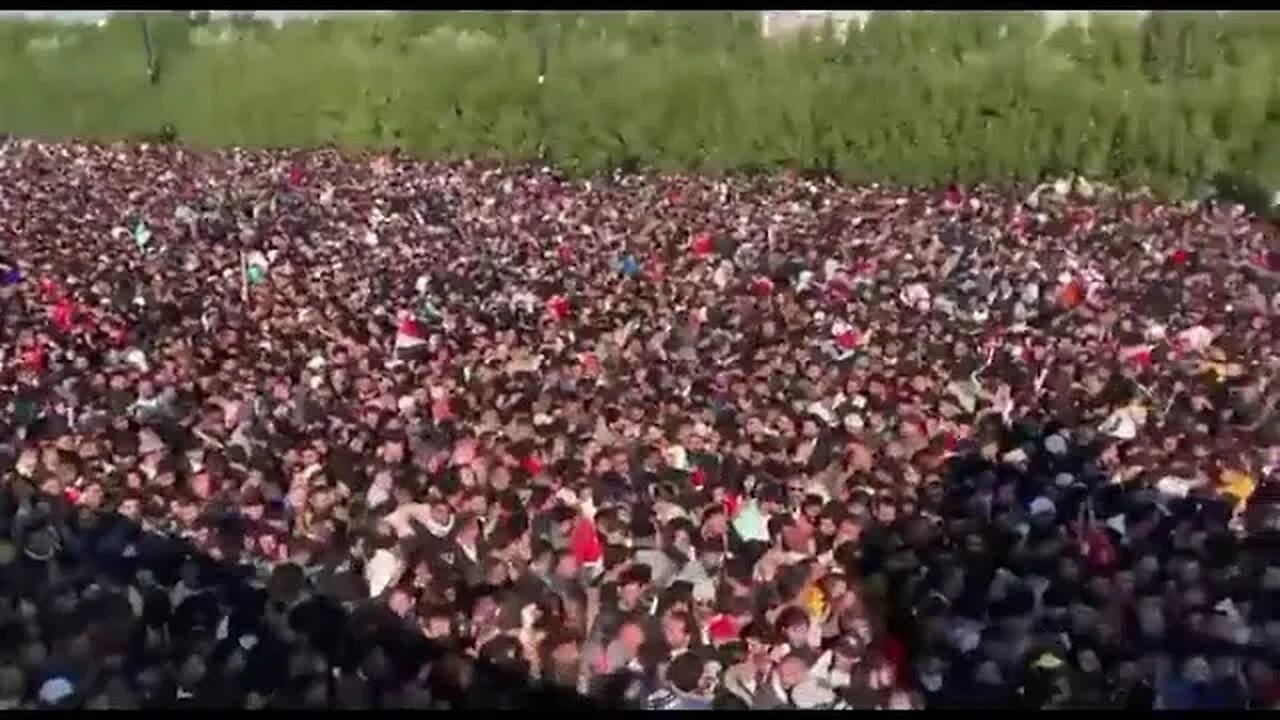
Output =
[{"x1": 0, "y1": 11, "x2": 1276, "y2": 205}]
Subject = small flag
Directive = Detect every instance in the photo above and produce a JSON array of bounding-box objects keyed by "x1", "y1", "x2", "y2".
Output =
[
  {"x1": 732, "y1": 500, "x2": 770, "y2": 543},
  {"x1": 690, "y1": 232, "x2": 713, "y2": 258},
  {"x1": 802, "y1": 584, "x2": 827, "y2": 620},
  {"x1": 244, "y1": 251, "x2": 269, "y2": 286},
  {"x1": 134, "y1": 221, "x2": 152, "y2": 250},
  {"x1": 22, "y1": 344, "x2": 46, "y2": 372},
  {"x1": 394, "y1": 315, "x2": 429, "y2": 361},
  {"x1": 546, "y1": 294, "x2": 570, "y2": 321},
  {"x1": 621, "y1": 253, "x2": 641, "y2": 279},
  {"x1": 722, "y1": 493, "x2": 742, "y2": 519},
  {"x1": 51, "y1": 297, "x2": 75, "y2": 333},
  {"x1": 833, "y1": 322, "x2": 861, "y2": 351},
  {"x1": 1057, "y1": 278, "x2": 1084, "y2": 310},
  {"x1": 521, "y1": 455, "x2": 544, "y2": 477},
  {"x1": 1219, "y1": 469, "x2": 1256, "y2": 512},
  {"x1": 721, "y1": 489, "x2": 742, "y2": 517},
  {"x1": 570, "y1": 516, "x2": 603, "y2": 565},
  {"x1": 1120, "y1": 344, "x2": 1155, "y2": 369},
  {"x1": 418, "y1": 299, "x2": 443, "y2": 324}
]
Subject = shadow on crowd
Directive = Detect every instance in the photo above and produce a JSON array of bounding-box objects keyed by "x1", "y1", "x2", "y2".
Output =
[
  {"x1": 4, "y1": 412, "x2": 1279, "y2": 708},
  {"x1": 0, "y1": 474, "x2": 602, "y2": 710}
]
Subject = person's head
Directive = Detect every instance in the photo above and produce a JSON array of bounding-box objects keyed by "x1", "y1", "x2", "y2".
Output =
[
  {"x1": 530, "y1": 541, "x2": 555, "y2": 577},
  {"x1": 19, "y1": 640, "x2": 47, "y2": 670},
  {"x1": 1136, "y1": 596, "x2": 1166, "y2": 638},
  {"x1": 1074, "y1": 646, "x2": 1102, "y2": 675},
  {"x1": 388, "y1": 587, "x2": 415, "y2": 618},
  {"x1": 430, "y1": 499, "x2": 452, "y2": 526},
  {"x1": 777, "y1": 653, "x2": 810, "y2": 690},
  {"x1": 776, "y1": 606, "x2": 811, "y2": 650},
  {"x1": 542, "y1": 632, "x2": 582, "y2": 687},
  {"x1": 663, "y1": 610, "x2": 695, "y2": 652},
  {"x1": 0, "y1": 665, "x2": 26, "y2": 709},
  {"x1": 974, "y1": 658, "x2": 1004, "y2": 686},
  {"x1": 832, "y1": 637, "x2": 864, "y2": 673},
  {"x1": 178, "y1": 655, "x2": 207, "y2": 691},
  {"x1": 421, "y1": 605, "x2": 453, "y2": 640},
  {"x1": 702, "y1": 506, "x2": 728, "y2": 538},
  {"x1": 667, "y1": 652, "x2": 707, "y2": 695},
  {"x1": 1182, "y1": 654, "x2": 1212, "y2": 684},
  {"x1": 617, "y1": 618, "x2": 646, "y2": 654},
  {"x1": 873, "y1": 499, "x2": 897, "y2": 526},
  {"x1": 916, "y1": 655, "x2": 947, "y2": 693},
  {"x1": 668, "y1": 523, "x2": 694, "y2": 558},
  {"x1": 697, "y1": 543, "x2": 725, "y2": 575},
  {"x1": 618, "y1": 566, "x2": 649, "y2": 607}
]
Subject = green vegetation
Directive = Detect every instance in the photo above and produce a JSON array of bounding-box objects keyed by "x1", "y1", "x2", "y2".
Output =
[{"x1": 1, "y1": 11, "x2": 1277, "y2": 202}]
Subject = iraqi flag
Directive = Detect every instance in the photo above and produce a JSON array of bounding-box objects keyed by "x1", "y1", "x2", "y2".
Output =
[{"x1": 394, "y1": 314, "x2": 430, "y2": 361}]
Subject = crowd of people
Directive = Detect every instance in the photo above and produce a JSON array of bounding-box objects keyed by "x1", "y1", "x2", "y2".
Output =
[{"x1": 0, "y1": 139, "x2": 1278, "y2": 709}]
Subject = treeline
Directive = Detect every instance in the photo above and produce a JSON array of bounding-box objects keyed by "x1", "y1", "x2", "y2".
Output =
[{"x1": 0, "y1": 11, "x2": 1277, "y2": 202}]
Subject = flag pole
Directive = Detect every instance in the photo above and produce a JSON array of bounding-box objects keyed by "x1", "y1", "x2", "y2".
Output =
[
  {"x1": 139, "y1": 14, "x2": 159, "y2": 85},
  {"x1": 240, "y1": 250, "x2": 250, "y2": 305}
]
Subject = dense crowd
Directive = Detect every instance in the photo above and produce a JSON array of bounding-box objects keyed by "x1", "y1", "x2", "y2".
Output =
[{"x1": 0, "y1": 139, "x2": 1278, "y2": 709}]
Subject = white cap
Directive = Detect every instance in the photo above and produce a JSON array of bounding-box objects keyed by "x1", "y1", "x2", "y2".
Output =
[
  {"x1": 1029, "y1": 497, "x2": 1057, "y2": 517},
  {"x1": 1044, "y1": 434, "x2": 1068, "y2": 456},
  {"x1": 38, "y1": 677, "x2": 75, "y2": 705}
]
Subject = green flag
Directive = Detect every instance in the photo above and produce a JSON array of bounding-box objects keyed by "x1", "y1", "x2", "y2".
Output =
[
  {"x1": 418, "y1": 299, "x2": 442, "y2": 324},
  {"x1": 245, "y1": 251, "x2": 269, "y2": 286},
  {"x1": 134, "y1": 221, "x2": 152, "y2": 250}
]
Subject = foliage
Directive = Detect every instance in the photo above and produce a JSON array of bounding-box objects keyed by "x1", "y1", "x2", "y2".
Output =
[{"x1": 0, "y1": 11, "x2": 1276, "y2": 205}]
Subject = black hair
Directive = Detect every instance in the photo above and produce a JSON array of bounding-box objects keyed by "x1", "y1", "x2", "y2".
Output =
[{"x1": 666, "y1": 652, "x2": 705, "y2": 693}]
